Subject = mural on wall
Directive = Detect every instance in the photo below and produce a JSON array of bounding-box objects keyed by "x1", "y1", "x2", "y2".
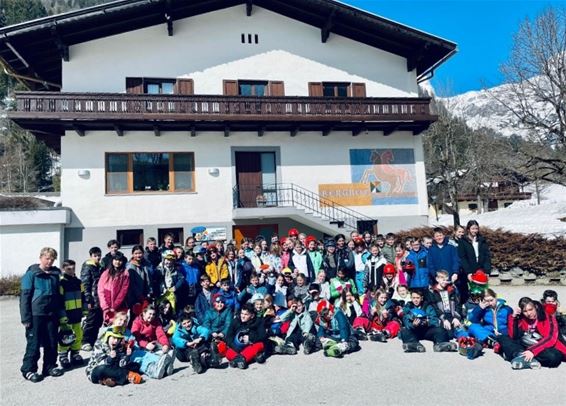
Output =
[
  {"x1": 319, "y1": 148, "x2": 418, "y2": 206},
  {"x1": 351, "y1": 148, "x2": 417, "y2": 205}
]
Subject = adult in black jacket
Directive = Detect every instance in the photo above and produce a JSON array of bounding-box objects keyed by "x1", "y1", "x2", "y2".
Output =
[
  {"x1": 458, "y1": 220, "x2": 491, "y2": 303},
  {"x1": 322, "y1": 240, "x2": 339, "y2": 280},
  {"x1": 80, "y1": 247, "x2": 104, "y2": 350},
  {"x1": 335, "y1": 234, "x2": 355, "y2": 280},
  {"x1": 225, "y1": 304, "x2": 267, "y2": 369}
]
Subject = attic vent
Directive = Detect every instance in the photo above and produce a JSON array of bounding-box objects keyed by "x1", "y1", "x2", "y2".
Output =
[{"x1": 241, "y1": 33, "x2": 259, "y2": 44}]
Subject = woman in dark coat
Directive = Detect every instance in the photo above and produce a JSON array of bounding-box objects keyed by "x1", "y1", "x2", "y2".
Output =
[{"x1": 457, "y1": 220, "x2": 491, "y2": 303}]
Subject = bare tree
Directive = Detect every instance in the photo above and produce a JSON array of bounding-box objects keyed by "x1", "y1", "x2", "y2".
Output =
[{"x1": 492, "y1": 6, "x2": 566, "y2": 186}]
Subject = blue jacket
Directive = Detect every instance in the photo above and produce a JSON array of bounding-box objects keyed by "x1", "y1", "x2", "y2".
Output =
[
  {"x1": 180, "y1": 263, "x2": 200, "y2": 287},
  {"x1": 171, "y1": 318, "x2": 211, "y2": 348},
  {"x1": 316, "y1": 309, "x2": 352, "y2": 342},
  {"x1": 401, "y1": 302, "x2": 440, "y2": 330},
  {"x1": 427, "y1": 238, "x2": 460, "y2": 279},
  {"x1": 203, "y1": 307, "x2": 234, "y2": 337},
  {"x1": 216, "y1": 288, "x2": 240, "y2": 312},
  {"x1": 20, "y1": 265, "x2": 64, "y2": 324},
  {"x1": 468, "y1": 299, "x2": 513, "y2": 335},
  {"x1": 406, "y1": 248, "x2": 430, "y2": 288},
  {"x1": 237, "y1": 284, "x2": 268, "y2": 304},
  {"x1": 195, "y1": 291, "x2": 212, "y2": 323}
]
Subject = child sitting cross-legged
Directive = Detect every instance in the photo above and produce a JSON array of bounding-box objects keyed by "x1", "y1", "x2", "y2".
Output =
[
  {"x1": 225, "y1": 303, "x2": 267, "y2": 369},
  {"x1": 85, "y1": 323, "x2": 142, "y2": 386},
  {"x1": 353, "y1": 288, "x2": 402, "y2": 343},
  {"x1": 172, "y1": 313, "x2": 212, "y2": 374},
  {"x1": 274, "y1": 298, "x2": 319, "y2": 355},
  {"x1": 315, "y1": 299, "x2": 360, "y2": 358}
]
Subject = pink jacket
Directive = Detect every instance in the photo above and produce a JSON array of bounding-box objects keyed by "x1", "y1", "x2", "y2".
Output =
[
  {"x1": 131, "y1": 315, "x2": 169, "y2": 348},
  {"x1": 97, "y1": 269, "x2": 130, "y2": 312}
]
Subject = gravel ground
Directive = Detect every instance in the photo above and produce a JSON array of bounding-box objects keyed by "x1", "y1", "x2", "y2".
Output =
[{"x1": 1, "y1": 286, "x2": 565, "y2": 406}]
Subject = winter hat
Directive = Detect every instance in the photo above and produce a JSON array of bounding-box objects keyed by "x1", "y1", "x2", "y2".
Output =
[
  {"x1": 383, "y1": 263, "x2": 396, "y2": 275},
  {"x1": 471, "y1": 270, "x2": 489, "y2": 285},
  {"x1": 212, "y1": 293, "x2": 225, "y2": 304},
  {"x1": 309, "y1": 283, "x2": 321, "y2": 293},
  {"x1": 316, "y1": 299, "x2": 334, "y2": 314},
  {"x1": 282, "y1": 267, "x2": 293, "y2": 275},
  {"x1": 250, "y1": 293, "x2": 265, "y2": 303},
  {"x1": 324, "y1": 239, "x2": 336, "y2": 248},
  {"x1": 352, "y1": 236, "x2": 365, "y2": 246},
  {"x1": 162, "y1": 250, "x2": 176, "y2": 260},
  {"x1": 288, "y1": 228, "x2": 299, "y2": 237},
  {"x1": 305, "y1": 235, "x2": 317, "y2": 247},
  {"x1": 402, "y1": 260, "x2": 416, "y2": 273}
]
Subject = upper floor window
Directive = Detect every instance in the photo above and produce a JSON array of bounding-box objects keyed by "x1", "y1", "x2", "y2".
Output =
[
  {"x1": 126, "y1": 77, "x2": 194, "y2": 95},
  {"x1": 145, "y1": 80, "x2": 175, "y2": 94},
  {"x1": 106, "y1": 152, "x2": 195, "y2": 194},
  {"x1": 223, "y1": 80, "x2": 285, "y2": 96},
  {"x1": 308, "y1": 82, "x2": 366, "y2": 97},
  {"x1": 239, "y1": 80, "x2": 268, "y2": 96}
]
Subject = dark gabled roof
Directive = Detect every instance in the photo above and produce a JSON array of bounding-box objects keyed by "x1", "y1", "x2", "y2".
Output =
[{"x1": 0, "y1": 0, "x2": 457, "y2": 89}]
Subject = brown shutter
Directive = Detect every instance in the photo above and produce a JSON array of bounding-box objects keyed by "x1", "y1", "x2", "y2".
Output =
[
  {"x1": 351, "y1": 82, "x2": 366, "y2": 97},
  {"x1": 174, "y1": 78, "x2": 194, "y2": 95},
  {"x1": 308, "y1": 82, "x2": 323, "y2": 97},
  {"x1": 126, "y1": 77, "x2": 144, "y2": 94},
  {"x1": 223, "y1": 80, "x2": 239, "y2": 96},
  {"x1": 268, "y1": 81, "x2": 285, "y2": 96}
]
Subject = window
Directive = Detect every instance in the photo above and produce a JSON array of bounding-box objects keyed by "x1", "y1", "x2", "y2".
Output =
[
  {"x1": 238, "y1": 80, "x2": 268, "y2": 96},
  {"x1": 117, "y1": 229, "x2": 144, "y2": 246},
  {"x1": 106, "y1": 152, "x2": 195, "y2": 194},
  {"x1": 158, "y1": 228, "x2": 184, "y2": 245},
  {"x1": 323, "y1": 82, "x2": 349, "y2": 97},
  {"x1": 145, "y1": 80, "x2": 175, "y2": 94},
  {"x1": 468, "y1": 203, "x2": 478, "y2": 211}
]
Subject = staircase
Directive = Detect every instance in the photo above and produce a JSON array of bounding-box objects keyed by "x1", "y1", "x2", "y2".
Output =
[{"x1": 232, "y1": 183, "x2": 377, "y2": 235}]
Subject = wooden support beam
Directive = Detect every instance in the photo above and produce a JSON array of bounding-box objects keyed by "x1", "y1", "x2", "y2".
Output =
[
  {"x1": 407, "y1": 43, "x2": 430, "y2": 72},
  {"x1": 290, "y1": 127, "x2": 299, "y2": 137},
  {"x1": 72, "y1": 125, "x2": 84, "y2": 137},
  {"x1": 113, "y1": 125, "x2": 123, "y2": 137},
  {"x1": 190, "y1": 126, "x2": 196, "y2": 137},
  {"x1": 322, "y1": 127, "x2": 332, "y2": 136},
  {"x1": 246, "y1": 0, "x2": 253, "y2": 16},
  {"x1": 412, "y1": 123, "x2": 430, "y2": 135},
  {"x1": 165, "y1": 0, "x2": 173, "y2": 36},
  {"x1": 50, "y1": 26, "x2": 69, "y2": 62},
  {"x1": 153, "y1": 125, "x2": 160, "y2": 137},
  {"x1": 383, "y1": 124, "x2": 399, "y2": 136},
  {"x1": 224, "y1": 125, "x2": 230, "y2": 137},
  {"x1": 321, "y1": 10, "x2": 336, "y2": 43},
  {"x1": 352, "y1": 127, "x2": 364, "y2": 137},
  {"x1": 258, "y1": 127, "x2": 264, "y2": 137}
]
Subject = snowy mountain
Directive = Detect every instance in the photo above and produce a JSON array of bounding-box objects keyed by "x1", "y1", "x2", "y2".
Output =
[{"x1": 441, "y1": 76, "x2": 558, "y2": 139}]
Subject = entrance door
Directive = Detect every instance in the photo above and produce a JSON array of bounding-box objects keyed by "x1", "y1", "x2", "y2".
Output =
[
  {"x1": 235, "y1": 151, "x2": 276, "y2": 208},
  {"x1": 233, "y1": 224, "x2": 279, "y2": 247}
]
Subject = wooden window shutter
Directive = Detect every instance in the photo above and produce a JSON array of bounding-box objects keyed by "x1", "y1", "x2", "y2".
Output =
[
  {"x1": 350, "y1": 82, "x2": 366, "y2": 97},
  {"x1": 267, "y1": 81, "x2": 285, "y2": 96},
  {"x1": 308, "y1": 82, "x2": 323, "y2": 97},
  {"x1": 223, "y1": 80, "x2": 239, "y2": 96},
  {"x1": 126, "y1": 77, "x2": 144, "y2": 94},
  {"x1": 174, "y1": 78, "x2": 194, "y2": 95}
]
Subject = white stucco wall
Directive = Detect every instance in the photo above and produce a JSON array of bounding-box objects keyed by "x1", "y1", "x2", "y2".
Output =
[
  {"x1": 61, "y1": 130, "x2": 427, "y2": 229},
  {"x1": 63, "y1": 5, "x2": 418, "y2": 96},
  {"x1": 0, "y1": 209, "x2": 70, "y2": 276}
]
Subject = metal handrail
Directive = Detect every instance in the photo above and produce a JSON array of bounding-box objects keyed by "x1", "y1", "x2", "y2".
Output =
[{"x1": 233, "y1": 183, "x2": 375, "y2": 230}]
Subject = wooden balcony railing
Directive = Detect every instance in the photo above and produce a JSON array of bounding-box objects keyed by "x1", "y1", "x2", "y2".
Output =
[{"x1": 10, "y1": 92, "x2": 434, "y2": 123}]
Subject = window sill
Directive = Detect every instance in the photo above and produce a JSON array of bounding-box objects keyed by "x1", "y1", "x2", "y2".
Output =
[{"x1": 105, "y1": 191, "x2": 197, "y2": 196}]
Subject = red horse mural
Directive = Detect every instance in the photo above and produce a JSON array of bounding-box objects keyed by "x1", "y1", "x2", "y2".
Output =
[{"x1": 360, "y1": 149, "x2": 413, "y2": 196}]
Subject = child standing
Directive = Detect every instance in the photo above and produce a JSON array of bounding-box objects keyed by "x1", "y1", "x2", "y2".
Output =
[
  {"x1": 58, "y1": 260, "x2": 86, "y2": 369},
  {"x1": 80, "y1": 247, "x2": 103, "y2": 351},
  {"x1": 20, "y1": 247, "x2": 65, "y2": 382}
]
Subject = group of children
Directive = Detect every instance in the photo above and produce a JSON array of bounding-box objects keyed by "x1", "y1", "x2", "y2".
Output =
[{"x1": 19, "y1": 223, "x2": 566, "y2": 385}]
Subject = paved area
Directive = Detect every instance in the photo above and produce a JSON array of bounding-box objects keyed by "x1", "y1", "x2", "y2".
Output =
[{"x1": 1, "y1": 286, "x2": 565, "y2": 406}]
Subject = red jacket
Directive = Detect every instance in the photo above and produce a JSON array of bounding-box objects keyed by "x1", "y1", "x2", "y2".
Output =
[
  {"x1": 97, "y1": 269, "x2": 130, "y2": 312},
  {"x1": 509, "y1": 314, "x2": 566, "y2": 357},
  {"x1": 131, "y1": 315, "x2": 169, "y2": 348}
]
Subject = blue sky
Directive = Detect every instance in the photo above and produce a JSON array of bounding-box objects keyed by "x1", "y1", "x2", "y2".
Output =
[{"x1": 343, "y1": 0, "x2": 562, "y2": 96}]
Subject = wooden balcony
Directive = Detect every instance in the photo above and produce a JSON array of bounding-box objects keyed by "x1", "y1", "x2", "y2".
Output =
[{"x1": 9, "y1": 92, "x2": 437, "y2": 152}]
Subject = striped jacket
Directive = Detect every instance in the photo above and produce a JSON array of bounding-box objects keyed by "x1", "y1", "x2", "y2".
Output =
[{"x1": 60, "y1": 273, "x2": 86, "y2": 324}]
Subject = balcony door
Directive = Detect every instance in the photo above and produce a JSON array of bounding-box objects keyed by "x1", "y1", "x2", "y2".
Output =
[{"x1": 235, "y1": 151, "x2": 276, "y2": 208}]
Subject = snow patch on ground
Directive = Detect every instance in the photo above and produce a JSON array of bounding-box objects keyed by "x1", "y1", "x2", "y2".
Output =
[{"x1": 430, "y1": 184, "x2": 566, "y2": 238}]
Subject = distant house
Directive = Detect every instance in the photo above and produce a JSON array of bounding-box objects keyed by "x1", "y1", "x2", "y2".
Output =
[
  {"x1": 429, "y1": 180, "x2": 532, "y2": 217},
  {"x1": 0, "y1": 0, "x2": 456, "y2": 261}
]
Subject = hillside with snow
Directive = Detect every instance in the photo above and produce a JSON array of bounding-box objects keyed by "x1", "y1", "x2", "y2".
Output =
[{"x1": 431, "y1": 184, "x2": 566, "y2": 238}]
